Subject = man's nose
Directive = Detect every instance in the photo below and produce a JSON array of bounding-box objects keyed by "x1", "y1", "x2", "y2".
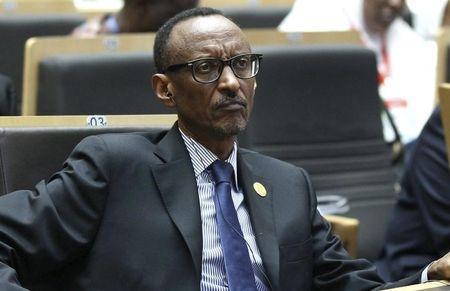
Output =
[{"x1": 217, "y1": 65, "x2": 240, "y2": 93}]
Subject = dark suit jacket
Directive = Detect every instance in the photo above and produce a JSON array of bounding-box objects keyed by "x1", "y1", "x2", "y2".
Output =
[
  {"x1": 0, "y1": 125, "x2": 420, "y2": 290},
  {"x1": 377, "y1": 107, "x2": 450, "y2": 281}
]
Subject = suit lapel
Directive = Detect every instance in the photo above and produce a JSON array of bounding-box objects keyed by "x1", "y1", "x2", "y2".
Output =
[
  {"x1": 238, "y1": 151, "x2": 280, "y2": 290},
  {"x1": 151, "y1": 126, "x2": 203, "y2": 278}
]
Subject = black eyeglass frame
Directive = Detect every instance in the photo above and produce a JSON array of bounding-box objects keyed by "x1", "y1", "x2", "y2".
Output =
[{"x1": 163, "y1": 53, "x2": 263, "y2": 84}]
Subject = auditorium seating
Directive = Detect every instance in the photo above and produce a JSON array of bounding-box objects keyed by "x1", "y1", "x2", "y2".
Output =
[
  {"x1": 0, "y1": 13, "x2": 85, "y2": 104},
  {"x1": 24, "y1": 31, "x2": 360, "y2": 116},
  {"x1": 0, "y1": 115, "x2": 176, "y2": 194},
  {"x1": 244, "y1": 44, "x2": 397, "y2": 260}
]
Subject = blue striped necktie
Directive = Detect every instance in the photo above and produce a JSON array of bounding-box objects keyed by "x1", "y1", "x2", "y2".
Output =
[{"x1": 209, "y1": 160, "x2": 257, "y2": 291}]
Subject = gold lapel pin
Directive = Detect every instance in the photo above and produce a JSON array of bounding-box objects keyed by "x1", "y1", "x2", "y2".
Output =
[{"x1": 253, "y1": 182, "x2": 267, "y2": 197}]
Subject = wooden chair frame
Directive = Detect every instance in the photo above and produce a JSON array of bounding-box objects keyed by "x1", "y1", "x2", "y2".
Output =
[
  {"x1": 435, "y1": 27, "x2": 450, "y2": 103},
  {"x1": 0, "y1": 114, "x2": 177, "y2": 127},
  {"x1": 438, "y1": 84, "x2": 450, "y2": 165}
]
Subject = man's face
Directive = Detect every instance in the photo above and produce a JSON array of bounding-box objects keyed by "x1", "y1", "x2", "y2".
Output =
[
  {"x1": 363, "y1": 0, "x2": 405, "y2": 34},
  {"x1": 163, "y1": 15, "x2": 256, "y2": 140}
]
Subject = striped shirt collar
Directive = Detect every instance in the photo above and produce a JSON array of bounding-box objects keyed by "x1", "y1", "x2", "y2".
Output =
[{"x1": 179, "y1": 128, "x2": 239, "y2": 190}]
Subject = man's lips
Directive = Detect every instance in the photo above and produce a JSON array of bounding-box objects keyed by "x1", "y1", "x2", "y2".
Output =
[{"x1": 215, "y1": 99, "x2": 247, "y2": 111}]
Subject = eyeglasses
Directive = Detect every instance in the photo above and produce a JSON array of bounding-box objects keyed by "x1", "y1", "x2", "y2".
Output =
[{"x1": 164, "y1": 53, "x2": 263, "y2": 84}]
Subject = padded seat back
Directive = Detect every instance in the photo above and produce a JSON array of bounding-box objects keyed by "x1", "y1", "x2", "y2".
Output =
[
  {"x1": 0, "y1": 14, "x2": 85, "y2": 101},
  {"x1": 246, "y1": 44, "x2": 396, "y2": 260},
  {"x1": 37, "y1": 52, "x2": 172, "y2": 115},
  {"x1": 0, "y1": 125, "x2": 169, "y2": 194}
]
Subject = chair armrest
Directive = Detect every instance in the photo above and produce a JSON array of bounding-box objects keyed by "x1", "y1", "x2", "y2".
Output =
[{"x1": 324, "y1": 214, "x2": 359, "y2": 258}]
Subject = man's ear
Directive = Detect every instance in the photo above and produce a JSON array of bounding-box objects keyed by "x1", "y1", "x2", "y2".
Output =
[{"x1": 152, "y1": 73, "x2": 176, "y2": 108}]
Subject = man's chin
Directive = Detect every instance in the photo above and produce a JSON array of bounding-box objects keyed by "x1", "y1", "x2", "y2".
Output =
[{"x1": 214, "y1": 119, "x2": 248, "y2": 138}]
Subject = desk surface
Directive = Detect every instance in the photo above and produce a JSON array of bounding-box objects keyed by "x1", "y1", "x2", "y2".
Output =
[{"x1": 386, "y1": 281, "x2": 450, "y2": 291}]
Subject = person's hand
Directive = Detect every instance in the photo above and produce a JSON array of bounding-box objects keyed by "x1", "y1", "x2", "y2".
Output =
[{"x1": 428, "y1": 252, "x2": 450, "y2": 280}]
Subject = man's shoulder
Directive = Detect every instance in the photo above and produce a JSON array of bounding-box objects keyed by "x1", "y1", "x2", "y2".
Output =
[
  {"x1": 77, "y1": 130, "x2": 168, "y2": 159},
  {"x1": 239, "y1": 147, "x2": 304, "y2": 173},
  {"x1": 96, "y1": 130, "x2": 167, "y2": 145}
]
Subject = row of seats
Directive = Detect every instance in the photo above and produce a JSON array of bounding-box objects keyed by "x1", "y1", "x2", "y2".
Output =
[{"x1": 0, "y1": 7, "x2": 290, "y2": 103}]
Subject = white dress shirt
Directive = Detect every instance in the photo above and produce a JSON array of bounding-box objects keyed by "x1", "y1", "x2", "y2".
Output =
[{"x1": 179, "y1": 129, "x2": 269, "y2": 290}]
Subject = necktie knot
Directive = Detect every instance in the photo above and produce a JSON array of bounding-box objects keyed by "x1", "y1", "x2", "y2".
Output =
[{"x1": 209, "y1": 160, "x2": 234, "y2": 184}]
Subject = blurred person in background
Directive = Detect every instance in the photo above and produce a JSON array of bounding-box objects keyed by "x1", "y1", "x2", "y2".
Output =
[
  {"x1": 376, "y1": 107, "x2": 450, "y2": 281},
  {"x1": 406, "y1": 0, "x2": 449, "y2": 40},
  {"x1": 279, "y1": 0, "x2": 436, "y2": 146},
  {"x1": 72, "y1": 0, "x2": 198, "y2": 37}
]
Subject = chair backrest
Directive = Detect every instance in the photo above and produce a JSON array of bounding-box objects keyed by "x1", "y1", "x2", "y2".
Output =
[
  {"x1": 22, "y1": 29, "x2": 361, "y2": 115},
  {"x1": 245, "y1": 44, "x2": 396, "y2": 260},
  {"x1": 0, "y1": 14, "x2": 85, "y2": 103},
  {"x1": 438, "y1": 83, "x2": 450, "y2": 164},
  {"x1": 35, "y1": 52, "x2": 171, "y2": 115},
  {"x1": 22, "y1": 33, "x2": 155, "y2": 115},
  {"x1": 0, "y1": 114, "x2": 176, "y2": 194},
  {"x1": 223, "y1": 6, "x2": 290, "y2": 28}
]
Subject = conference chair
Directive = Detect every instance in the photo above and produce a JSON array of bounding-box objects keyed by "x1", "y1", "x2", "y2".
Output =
[
  {"x1": 35, "y1": 52, "x2": 171, "y2": 115},
  {"x1": 0, "y1": 115, "x2": 176, "y2": 195},
  {"x1": 0, "y1": 14, "x2": 85, "y2": 103},
  {"x1": 223, "y1": 6, "x2": 290, "y2": 28},
  {"x1": 21, "y1": 33, "x2": 156, "y2": 115},
  {"x1": 244, "y1": 44, "x2": 397, "y2": 261}
]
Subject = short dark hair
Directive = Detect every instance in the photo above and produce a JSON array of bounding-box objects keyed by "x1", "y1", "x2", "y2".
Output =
[{"x1": 153, "y1": 7, "x2": 224, "y2": 73}]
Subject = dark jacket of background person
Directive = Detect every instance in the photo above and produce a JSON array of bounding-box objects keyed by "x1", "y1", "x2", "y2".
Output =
[
  {"x1": 0, "y1": 74, "x2": 18, "y2": 115},
  {"x1": 377, "y1": 107, "x2": 450, "y2": 281}
]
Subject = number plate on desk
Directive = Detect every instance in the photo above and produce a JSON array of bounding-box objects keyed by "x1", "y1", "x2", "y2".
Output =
[{"x1": 86, "y1": 115, "x2": 108, "y2": 127}]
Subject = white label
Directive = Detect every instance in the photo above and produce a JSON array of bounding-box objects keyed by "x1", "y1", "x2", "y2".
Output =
[
  {"x1": 86, "y1": 115, "x2": 108, "y2": 127},
  {"x1": 103, "y1": 37, "x2": 119, "y2": 52}
]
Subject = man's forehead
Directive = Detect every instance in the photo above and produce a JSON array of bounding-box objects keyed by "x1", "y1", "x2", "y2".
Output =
[{"x1": 168, "y1": 15, "x2": 249, "y2": 58}]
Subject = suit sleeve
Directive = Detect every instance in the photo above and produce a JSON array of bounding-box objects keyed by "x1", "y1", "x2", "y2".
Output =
[
  {"x1": 0, "y1": 135, "x2": 110, "y2": 290},
  {"x1": 406, "y1": 110, "x2": 450, "y2": 256},
  {"x1": 298, "y1": 168, "x2": 421, "y2": 290}
]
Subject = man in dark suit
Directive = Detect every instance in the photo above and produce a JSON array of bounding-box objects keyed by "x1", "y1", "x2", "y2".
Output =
[
  {"x1": 377, "y1": 107, "x2": 450, "y2": 281},
  {"x1": 0, "y1": 7, "x2": 449, "y2": 291}
]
